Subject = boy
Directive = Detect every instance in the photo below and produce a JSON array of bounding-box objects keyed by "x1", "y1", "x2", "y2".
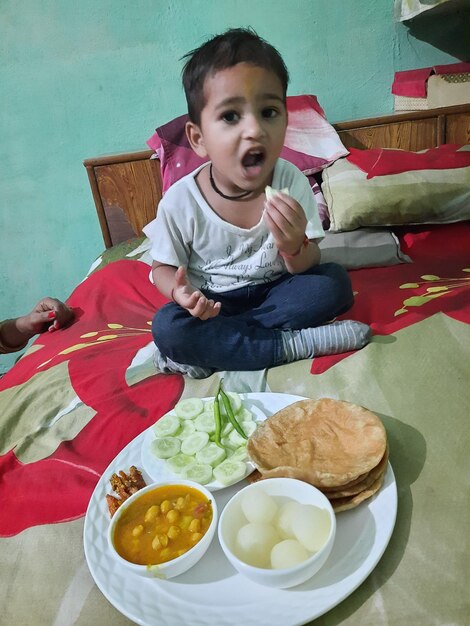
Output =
[{"x1": 144, "y1": 28, "x2": 370, "y2": 378}]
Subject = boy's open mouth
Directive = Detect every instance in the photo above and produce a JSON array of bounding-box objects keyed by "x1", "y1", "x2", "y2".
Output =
[{"x1": 241, "y1": 150, "x2": 265, "y2": 168}]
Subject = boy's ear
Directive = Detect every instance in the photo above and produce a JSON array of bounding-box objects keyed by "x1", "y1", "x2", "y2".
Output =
[{"x1": 185, "y1": 121, "x2": 208, "y2": 158}]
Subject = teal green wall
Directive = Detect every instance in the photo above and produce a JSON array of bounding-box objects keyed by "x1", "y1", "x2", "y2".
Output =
[{"x1": 0, "y1": 0, "x2": 458, "y2": 372}]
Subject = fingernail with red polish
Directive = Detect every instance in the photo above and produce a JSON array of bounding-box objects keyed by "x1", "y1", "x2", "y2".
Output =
[{"x1": 48, "y1": 311, "x2": 56, "y2": 319}]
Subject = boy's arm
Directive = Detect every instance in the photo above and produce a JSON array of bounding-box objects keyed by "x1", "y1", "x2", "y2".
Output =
[
  {"x1": 152, "y1": 262, "x2": 221, "y2": 320},
  {"x1": 279, "y1": 238, "x2": 321, "y2": 274},
  {"x1": 263, "y1": 192, "x2": 321, "y2": 274},
  {"x1": 151, "y1": 262, "x2": 180, "y2": 300}
]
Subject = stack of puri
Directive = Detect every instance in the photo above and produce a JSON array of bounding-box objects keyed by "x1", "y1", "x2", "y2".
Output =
[{"x1": 247, "y1": 398, "x2": 388, "y2": 512}]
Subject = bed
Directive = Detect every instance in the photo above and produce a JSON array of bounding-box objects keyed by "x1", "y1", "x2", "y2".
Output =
[{"x1": 1, "y1": 103, "x2": 470, "y2": 625}]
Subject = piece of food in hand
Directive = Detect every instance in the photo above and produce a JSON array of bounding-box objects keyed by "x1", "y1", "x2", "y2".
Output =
[
  {"x1": 246, "y1": 398, "x2": 388, "y2": 511},
  {"x1": 106, "y1": 466, "x2": 146, "y2": 517},
  {"x1": 265, "y1": 186, "x2": 290, "y2": 201}
]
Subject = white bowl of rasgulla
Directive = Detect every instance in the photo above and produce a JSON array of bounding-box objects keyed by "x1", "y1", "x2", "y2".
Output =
[{"x1": 218, "y1": 477, "x2": 336, "y2": 588}]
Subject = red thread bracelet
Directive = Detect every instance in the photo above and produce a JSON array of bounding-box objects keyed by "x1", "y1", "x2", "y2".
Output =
[{"x1": 278, "y1": 235, "x2": 309, "y2": 259}]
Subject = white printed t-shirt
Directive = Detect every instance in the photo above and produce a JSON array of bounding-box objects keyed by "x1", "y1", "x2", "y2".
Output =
[{"x1": 143, "y1": 158, "x2": 324, "y2": 293}]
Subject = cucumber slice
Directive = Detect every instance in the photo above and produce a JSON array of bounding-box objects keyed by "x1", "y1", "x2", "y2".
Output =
[
  {"x1": 166, "y1": 453, "x2": 195, "y2": 475},
  {"x1": 183, "y1": 463, "x2": 213, "y2": 485},
  {"x1": 174, "y1": 398, "x2": 204, "y2": 420},
  {"x1": 221, "y1": 421, "x2": 233, "y2": 437},
  {"x1": 224, "y1": 392, "x2": 242, "y2": 414},
  {"x1": 221, "y1": 435, "x2": 236, "y2": 450},
  {"x1": 180, "y1": 431, "x2": 210, "y2": 455},
  {"x1": 213, "y1": 459, "x2": 247, "y2": 486},
  {"x1": 203, "y1": 398, "x2": 215, "y2": 413},
  {"x1": 151, "y1": 436, "x2": 181, "y2": 459},
  {"x1": 206, "y1": 392, "x2": 242, "y2": 416},
  {"x1": 228, "y1": 428, "x2": 248, "y2": 449},
  {"x1": 236, "y1": 407, "x2": 254, "y2": 422},
  {"x1": 194, "y1": 411, "x2": 216, "y2": 434},
  {"x1": 176, "y1": 420, "x2": 196, "y2": 439},
  {"x1": 229, "y1": 446, "x2": 249, "y2": 462},
  {"x1": 241, "y1": 421, "x2": 257, "y2": 437},
  {"x1": 196, "y1": 442, "x2": 226, "y2": 467},
  {"x1": 152, "y1": 413, "x2": 180, "y2": 438}
]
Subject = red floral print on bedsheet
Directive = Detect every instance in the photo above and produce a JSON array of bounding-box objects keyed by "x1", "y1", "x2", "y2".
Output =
[
  {"x1": 0, "y1": 261, "x2": 183, "y2": 536},
  {"x1": 311, "y1": 221, "x2": 470, "y2": 374}
]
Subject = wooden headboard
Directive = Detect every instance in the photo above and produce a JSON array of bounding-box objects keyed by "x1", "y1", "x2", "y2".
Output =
[{"x1": 84, "y1": 104, "x2": 470, "y2": 248}]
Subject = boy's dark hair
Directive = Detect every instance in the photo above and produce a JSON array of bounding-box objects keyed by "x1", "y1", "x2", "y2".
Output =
[{"x1": 181, "y1": 27, "x2": 289, "y2": 124}]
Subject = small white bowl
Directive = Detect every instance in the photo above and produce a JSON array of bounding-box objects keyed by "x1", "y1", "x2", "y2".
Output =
[
  {"x1": 108, "y1": 479, "x2": 217, "y2": 579},
  {"x1": 218, "y1": 478, "x2": 336, "y2": 588}
]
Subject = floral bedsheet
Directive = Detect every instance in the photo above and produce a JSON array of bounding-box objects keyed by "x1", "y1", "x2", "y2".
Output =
[{"x1": 1, "y1": 222, "x2": 469, "y2": 625}]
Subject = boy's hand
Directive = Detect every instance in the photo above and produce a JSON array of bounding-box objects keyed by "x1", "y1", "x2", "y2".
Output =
[
  {"x1": 17, "y1": 297, "x2": 75, "y2": 336},
  {"x1": 172, "y1": 267, "x2": 221, "y2": 321},
  {"x1": 263, "y1": 191, "x2": 308, "y2": 256}
]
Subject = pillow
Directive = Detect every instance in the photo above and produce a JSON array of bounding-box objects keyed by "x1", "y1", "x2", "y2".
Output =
[
  {"x1": 88, "y1": 230, "x2": 409, "y2": 276},
  {"x1": 321, "y1": 145, "x2": 470, "y2": 232},
  {"x1": 307, "y1": 175, "x2": 330, "y2": 229},
  {"x1": 318, "y1": 229, "x2": 411, "y2": 269},
  {"x1": 348, "y1": 144, "x2": 470, "y2": 179},
  {"x1": 147, "y1": 95, "x2": 349, "y2": 192}
]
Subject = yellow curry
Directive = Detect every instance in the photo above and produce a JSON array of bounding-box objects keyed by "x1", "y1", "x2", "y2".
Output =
[{"x1": 112, "y1": 484, "x2": 213, "y2": 565}]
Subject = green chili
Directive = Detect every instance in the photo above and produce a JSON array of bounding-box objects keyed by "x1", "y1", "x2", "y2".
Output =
[
  {"x1": 219, "y1": 384, "x2": 247, "y2": 440},
  {"x1": 213, "y1": 382, "x2": 223, "y2": 448}
]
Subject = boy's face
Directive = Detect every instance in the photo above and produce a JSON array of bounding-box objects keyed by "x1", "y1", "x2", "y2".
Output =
[{"x1": 186, "y1": 63, "x2": 287, "y2": 195}]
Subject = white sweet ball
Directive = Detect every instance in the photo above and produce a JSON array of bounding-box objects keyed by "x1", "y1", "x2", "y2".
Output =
[
  {"x1": 270, "y1": 539, "x2": 311, "y2": 569},
  {"x1": 241, "y1": 489, "x2": 278, "y2": 524},
  {"x1": 275, "y1": 500, "x2": 304, "y2": 539},
  {"x1": 235, "y1": 523, "x2": 280, "y2": 568},
  {"x1": 292, "y1": 504, "x2": 331, "y2": 552}
]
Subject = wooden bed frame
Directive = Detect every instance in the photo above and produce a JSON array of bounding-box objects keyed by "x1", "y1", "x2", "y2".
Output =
[{"x1": 83, "y1": 104, "x2": 470, "y2": 249}]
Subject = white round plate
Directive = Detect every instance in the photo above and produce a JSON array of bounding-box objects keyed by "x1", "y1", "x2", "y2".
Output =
[
  {"x1": 140, "y1": 395, "x2": 267, "y2": 491},
  {"x1": 84, "y1": 393, "x2": 398, "y2": 626}
]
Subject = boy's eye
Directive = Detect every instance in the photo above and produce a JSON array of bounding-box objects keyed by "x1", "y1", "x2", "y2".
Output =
[
  {"x1": 221, "y1": 111, "x2": 240, "y2": 123},
  {"x1": 262, "y1": 107, "x2": 278, "y2": 119}
]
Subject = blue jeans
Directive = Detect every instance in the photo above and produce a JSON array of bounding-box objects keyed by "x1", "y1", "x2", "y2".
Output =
[{"x1": 152, "y1": 262, "x2": 354, "y2": 371}]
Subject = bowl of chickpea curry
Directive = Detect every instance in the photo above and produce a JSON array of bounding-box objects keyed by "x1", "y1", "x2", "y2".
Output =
[{"x1": 108, "y1": 480, "x2": 217, "y2": 578}]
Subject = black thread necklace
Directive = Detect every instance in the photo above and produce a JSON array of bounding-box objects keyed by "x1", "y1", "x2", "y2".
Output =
[{"x1": 209, "y1": 164, "x2": 252, "y2": 200}]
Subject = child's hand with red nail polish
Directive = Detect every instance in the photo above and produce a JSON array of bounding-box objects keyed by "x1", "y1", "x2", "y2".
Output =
[
  {"x1": 1, "y1": 298, "x2": 74, "y2": 353},
  {"x1": 16, "y1": 299, "x2": 73, "y2": 337}
]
